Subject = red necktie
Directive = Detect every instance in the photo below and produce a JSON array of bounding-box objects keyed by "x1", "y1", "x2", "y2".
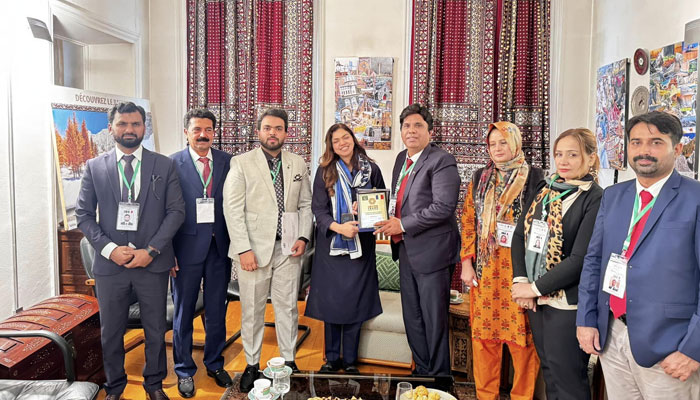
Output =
[
  {"x1": 392, "y1": 158, "x2": 413, "y2": 244},
  {"x1": 199, "y1": 157, "x2": 212, "y2": 197},
  {"x1": 610, "y1": 189, "x2": 653, "y2": 318}
]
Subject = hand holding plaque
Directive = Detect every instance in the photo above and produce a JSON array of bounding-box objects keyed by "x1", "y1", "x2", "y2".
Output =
[{"x1": 356, "y1": 189, "x2": 389, "y2": 232}]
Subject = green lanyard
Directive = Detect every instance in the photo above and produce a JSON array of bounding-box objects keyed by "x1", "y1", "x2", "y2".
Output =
[
  {"x1": 622, "y1": 192, "x2": 656, "y2": 255},
  {"x1": 541, "y1": 174, "x2": 572, "y2": 219},
  {"x1": 117, "y1": 158, "x2": 141, "y2": 202},
  {"x1": 193, "y1": 157, "x2": 213, "y2": 197},
  {"x1": 270, "y1": 160, "x2": 282, "y2": 184},
  {"x1": 393, "y1": 157, "x2": 416, "y2": 195}
]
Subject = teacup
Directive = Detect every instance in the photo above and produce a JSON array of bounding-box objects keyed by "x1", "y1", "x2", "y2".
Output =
[
  {"x1": 450, "y1": 289, "x2": 463, "y2": 302},
  {"x1": 267, "y1": 356, "x2": 285, "y2": 373},
  {"x1": 253, "y1": 378, "x2": 272, "y2": 399}
]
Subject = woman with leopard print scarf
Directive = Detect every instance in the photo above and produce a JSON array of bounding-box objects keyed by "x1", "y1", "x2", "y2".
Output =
[
  {"x1": 460, "y1": 121, "x2": 543, "y2": 400},
  {"x1": 511, "y1": 128, "x2": 603, "y2": 400}
]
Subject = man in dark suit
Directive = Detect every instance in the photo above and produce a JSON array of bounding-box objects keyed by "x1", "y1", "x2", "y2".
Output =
[
  {"x1": 577, "y1": 111, "x2": 700, "y2": 397},
  {"x1": 375, "y1": 103, "x2": 461, "y2": 375},
  {"x1": 76, "y1": 102, "x2": 185, "y2": 400},
  {"x1": 170, "y1": 109, "x2": 233, "y2": 397}
]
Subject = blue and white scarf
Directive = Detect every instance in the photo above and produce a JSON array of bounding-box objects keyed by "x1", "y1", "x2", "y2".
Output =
[{"x1": 329, "y1": 156, "x2": 371, "y2": 259}]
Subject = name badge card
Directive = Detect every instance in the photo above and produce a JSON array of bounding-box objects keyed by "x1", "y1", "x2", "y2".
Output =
[
  {"x1": 117, "y1": 202, "x2": 139, "y2": 231},
  {"x1": 496, "y1": 222, "x2": 516, "y2": 247},
  {"x1": 196, "y1": 198, "x2": 215, "y2": 223},
  {"x1": 603, "y1": 253, "x2": 627, "y2": 298},
  {"x1": 527, "y1": 219, "x2": 548, "y2": 254},
  {"x1": 388, "y1": 196, "x2": 397, "y2": 218}
]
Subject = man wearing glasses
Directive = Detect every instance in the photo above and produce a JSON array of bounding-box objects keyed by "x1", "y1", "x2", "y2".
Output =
[{"x1": 223, "y1": 108, "x2": 313, "y2": 393}]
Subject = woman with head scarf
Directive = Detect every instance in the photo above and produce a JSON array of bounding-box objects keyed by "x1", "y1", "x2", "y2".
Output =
[
  {"x1": 305, "y1": 123, "x2": 385, "y2": 374},
  {"x1": 460, "y1": 121, "x2": 543, "y2": 400},
  {"x1": 511, "y1": 128, "x2": 603, "y2": 399}
]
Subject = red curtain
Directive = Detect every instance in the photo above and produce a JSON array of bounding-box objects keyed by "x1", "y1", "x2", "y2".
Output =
[
  {"x1": 187, "y1": 0, "x2": 314, "y2": 160},
  {"x1": 410, "y1": 0, "x2": 551, "y2": 289}
]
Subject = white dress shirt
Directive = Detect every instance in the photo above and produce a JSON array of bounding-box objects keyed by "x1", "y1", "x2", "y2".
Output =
[{"x1": 188, "y1": 146, "x2": 213, "y2": 178}]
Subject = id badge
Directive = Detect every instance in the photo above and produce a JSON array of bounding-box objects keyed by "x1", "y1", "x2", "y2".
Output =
[
  {"x1": 527, "y1": 219, "x2": 549, "y2": 254},
  {"x1": 196, "y1": 198, "x2": 215, "y2": 223},
  {"x1": 117, "y1": 202, "x2": 139, "y2": 231},
  {"x1": 496, "y1": 222, "x2": 516, "y2": 248},
  {"x1": 388, "y1": 196, "x2": 397, "y2": 218},
  {"x1": 603, "y1": 253, "x2": 627, "y2": 298}
]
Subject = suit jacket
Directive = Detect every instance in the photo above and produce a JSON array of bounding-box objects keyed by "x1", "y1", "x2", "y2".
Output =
[
  {"x1": 76, "y1": 148, "x2": 186, "y2": 276},
  {"x1": 389, "y1": 143, "x2": 461, "y2": 272},
  {"x1": 577, "y1": 170, "x2": 700, "y2": 367},
  {"x1": 170, "y1": 147, "x2": 232, "y2": 265},
  {"x1": 222, "y1": 147, "x2": 313, "y2": 266}
]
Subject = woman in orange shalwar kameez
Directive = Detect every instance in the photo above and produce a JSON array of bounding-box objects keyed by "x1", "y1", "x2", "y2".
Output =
[{"x1": 460, "y1": 122, "x2": 543, "y2": 400}]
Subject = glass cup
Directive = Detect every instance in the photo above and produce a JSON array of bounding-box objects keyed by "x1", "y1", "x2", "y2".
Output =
[
  {"x1": 272, "y1": 369, "x2": 290, "y2": 399},
  {"x1": 395, "y1": 382, "x2": 413, "y2": 400}
]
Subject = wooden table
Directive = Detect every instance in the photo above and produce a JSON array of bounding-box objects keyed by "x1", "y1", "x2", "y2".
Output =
[{"x1": 449, "y1": 296, "x2": 473, "y2": 381}]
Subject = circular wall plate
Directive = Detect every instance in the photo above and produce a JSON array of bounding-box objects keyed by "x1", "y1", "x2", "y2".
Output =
[
  {"x1": 631, "y1": 86, "x2": 649, "y2": 116},
  {"x1": 634, "y1": 48, "x2": 649, "y2": 75}
]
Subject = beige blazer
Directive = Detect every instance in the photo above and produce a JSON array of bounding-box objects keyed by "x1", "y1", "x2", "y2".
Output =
[{"x1": 223, "y1": 147, "x2": 313, "y2": 266}]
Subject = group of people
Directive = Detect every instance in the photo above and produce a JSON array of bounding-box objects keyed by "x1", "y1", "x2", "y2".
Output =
[{"x1": 76, "y1": 100, "x2": 700, "y2": 400}]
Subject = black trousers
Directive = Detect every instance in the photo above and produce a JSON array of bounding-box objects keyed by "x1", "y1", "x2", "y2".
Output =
[
  {"x1": 95, "y1": 268, "x2": 169, "y2": 395},
  {"x1": 324, "y1": 322, "x2": 363, "y2": 365},
  {"x1": 528, "y1": 305, "x2": 591, "y2": 400},
  {"x1": 398, "y1": 242, "x2": 451, "y2": 375}
]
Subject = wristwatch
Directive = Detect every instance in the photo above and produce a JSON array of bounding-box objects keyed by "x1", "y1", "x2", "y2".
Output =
[{"x1": 146, "y1": 247, "x2": 159, "y2": 258}]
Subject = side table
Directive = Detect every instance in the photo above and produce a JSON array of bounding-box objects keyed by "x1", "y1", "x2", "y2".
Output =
[{"x1": 449, "y1": 296, "x2": 473, "y2": 381}]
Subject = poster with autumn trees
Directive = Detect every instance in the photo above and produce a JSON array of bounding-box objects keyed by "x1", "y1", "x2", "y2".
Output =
[{"x1": 54, "y1": 113, "x2": 99, "y2": 179}]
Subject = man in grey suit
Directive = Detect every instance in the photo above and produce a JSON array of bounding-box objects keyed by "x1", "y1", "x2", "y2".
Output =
[
  {"x1": 76, "y1": 102, "x2": 185, "y2": 400},
  {"x1": 376, "y1": 103, "x2": 461, "y2": 376},
  {"x1": 223, "y1": 108, "x2": 313, "y2": 393}
]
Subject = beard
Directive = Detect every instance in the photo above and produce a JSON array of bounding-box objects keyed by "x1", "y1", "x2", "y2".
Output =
[
  {"x1": 630, "y1": 154, "x2": 661, "y2": 176},
  {"x1": 261, "y1": 137, "x2": 283, "y2": 152},
  {"x1": 114, "y1": 134, "x2": 144, "y2": 149}
]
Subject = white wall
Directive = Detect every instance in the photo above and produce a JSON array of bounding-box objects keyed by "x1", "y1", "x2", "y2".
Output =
[
  {"x1": 0, "y1": 1, "x2": 55, "y2": 318},
  {"x1": 587, "y1": 0, "x2": 700, "y2": 182}
]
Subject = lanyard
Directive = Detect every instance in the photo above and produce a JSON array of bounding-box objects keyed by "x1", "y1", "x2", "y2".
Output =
[
  {"x1": 622, "y1": 192, "x2": 656, "y2": 254},
  {"x1": 118, "y1": 159, "x2": 141, "y2": 202},
  {"x1": 270, "y1": 160, "x2": 282, "y2": 184},
  {"x1": 393, "y1": 157, "x2": 416, "y2": 195},
  {"x1": 541, "y1": 174, "x2": 572, "y2": 220},
  {"x1": 193, "y1": 157, "x2": 213, "y2": 197}
]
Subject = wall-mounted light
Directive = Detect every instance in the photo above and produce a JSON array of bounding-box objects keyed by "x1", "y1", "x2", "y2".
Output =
[
  {"x1": 27, "y1": 17, "x2": 52, "y2": 42},
  {"x1": 686, "y1": 18, "x2": 700, "y2": 44}
]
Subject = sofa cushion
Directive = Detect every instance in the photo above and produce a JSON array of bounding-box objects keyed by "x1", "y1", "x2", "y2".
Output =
[
  {"x1": 376, "y1": 252, "x2": 400, "y2": 292},
  {"x1": 0, "y1": 380, "x2": 99, "y2": 400},
  {"x1": 362, "y1": 291, "x2": 405, "y2": 333}
]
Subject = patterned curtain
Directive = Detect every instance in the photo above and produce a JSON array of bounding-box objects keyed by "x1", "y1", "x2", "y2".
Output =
[
  {"x1": 186, "y1": 0, "x2": 314, "y2": 160},
  {"x1": 409, "y1": 0, "x2": 550, "y2": 289}
]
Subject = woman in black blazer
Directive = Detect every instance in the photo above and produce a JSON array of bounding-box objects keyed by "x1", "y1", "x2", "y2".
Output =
[{"x1": 511, "y1": 128, "x2": 603, "y2": 400}]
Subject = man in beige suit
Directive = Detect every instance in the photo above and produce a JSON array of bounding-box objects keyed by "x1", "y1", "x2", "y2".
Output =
[{"x1": 223, "y1": 108, "x2": 313, "y2": 393}]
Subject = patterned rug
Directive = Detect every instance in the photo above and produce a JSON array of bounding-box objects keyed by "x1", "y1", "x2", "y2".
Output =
[{"x1": 219, "y1": 374, "x2": 509, "y2": 400}]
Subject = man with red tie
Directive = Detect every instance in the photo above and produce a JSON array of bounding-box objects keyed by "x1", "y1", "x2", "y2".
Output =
[
  {"x1": 375, "y1": 104, "x2": 461, "y2": 375},
  {"x1": 577, "y1": 111, "x2": 700, "y2": 397},
  {"x1": 170, "y1": 109, "x2": 233, "y2": 397}
]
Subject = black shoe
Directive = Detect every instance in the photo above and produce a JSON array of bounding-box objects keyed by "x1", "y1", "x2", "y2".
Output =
[
  {"x1": 145, "y1": 388, "x2": 170, "y2": 400},
  {"x1": 177, "y1": 376, "x2": 195, "y2": 398},
  {"x1": 240, "y1": 364, "x2": 260, "y2": 393},
  {"x1": 343, "y1": 363, "x2": 360, "y2": 374},
  {"x1": 319, "y1": 359, "x2": 342, "y2": 373},
  {"x1": 285, "y1": 360, "x2": 300, "y2": 373},
  {"x1": 207, "y1": 368, "x2": 233, "y2": 388}
]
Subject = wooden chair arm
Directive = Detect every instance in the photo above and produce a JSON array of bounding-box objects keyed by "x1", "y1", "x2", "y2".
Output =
[{"x1": 85, "y1": 279, "x2": 95, "y2": 286}]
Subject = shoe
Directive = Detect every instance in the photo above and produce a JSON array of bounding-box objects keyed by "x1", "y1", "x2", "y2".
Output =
[
  {"x1": 343, "y1": 363, "x2": 360, "y2": 374},
  {"x1": 240, "y1": 364, "x2": 260, "y2": 393},
  {"x1": 207, "y1": 368, "x2": 233, "y2": 388},
  {"x1": 285, "y1": 360, "x2": 300, "y2": 373},
  {"x1": 318, "y1": 359, "x2": 342, "y2": 373},
  {"x1": 177, "y1": 376, "x2": 195, "y2": 398},
  {"x1": 104, "y1": 394, "x2": 121, "y2": 400},
  {"x1": 146, "y1": 388, "x2": 170, "y2": 400}
]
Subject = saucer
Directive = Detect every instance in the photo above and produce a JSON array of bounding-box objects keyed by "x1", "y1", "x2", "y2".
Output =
[
  {"x1": 247, "y1": 388, "x2": 280, "y2": 400},
  {"x1": 450, "y1": 297, "x2": 464, "y2": 305},
  {"x1": 262, "y1": 365, "x2": 293, "y2": 379}
]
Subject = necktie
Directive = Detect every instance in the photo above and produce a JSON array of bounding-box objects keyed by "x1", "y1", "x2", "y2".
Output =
[
  {"x1": 199, "y1": 157, "x2": 212, "y2": 197},
  {"x1": 391, "y1": 158, "x2": 414, "y2": 244},
  {"x1": 121, "y1": 154, "x2": 135, "y2": 202},
  {"x1": 271, "y1": 157, "x2": 284, "y2": 238},
  {"x1": 610, "y1": 189, "x2": 653, "y2": 318}
]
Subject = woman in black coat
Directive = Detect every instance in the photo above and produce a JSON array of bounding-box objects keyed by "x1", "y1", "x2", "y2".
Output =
[
  {"x1": 511, "y1": 128, "x2": 603, "y2": 400},
  {"x1": 305, "y1": 123, "x2": 385, "y2": 373}
]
